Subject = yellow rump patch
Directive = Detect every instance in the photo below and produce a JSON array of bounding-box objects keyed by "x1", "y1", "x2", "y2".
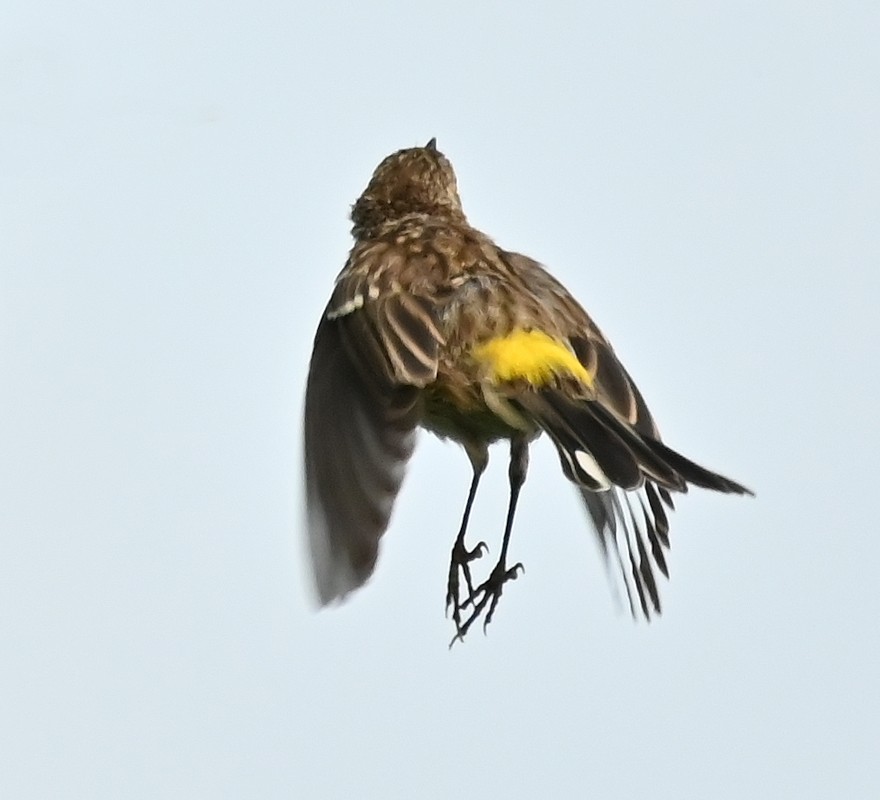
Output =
[{"x1": 473, "y1": 330, "x2": 593, "y2": 388}]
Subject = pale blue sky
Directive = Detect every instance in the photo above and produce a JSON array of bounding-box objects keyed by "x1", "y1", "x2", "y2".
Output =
[{"x1": 2, "y1": 2, "x2": 878, "y2": 798}]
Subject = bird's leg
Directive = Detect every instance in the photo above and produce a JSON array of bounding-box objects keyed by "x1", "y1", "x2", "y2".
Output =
[
  {"x1": 446, "y1": 447, "x2": 489, "y2": 631},
  {"x1": 452, "y1": 437, "x2": 529, "y2": 644}
]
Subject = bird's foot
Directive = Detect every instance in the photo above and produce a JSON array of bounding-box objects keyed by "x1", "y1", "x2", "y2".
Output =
[
  {"x1": 446, "y1": 537, "x2": 488, "y2": 629},
  {"x1": 449, "y1": 558, "x2": 524, "y2": 646}
]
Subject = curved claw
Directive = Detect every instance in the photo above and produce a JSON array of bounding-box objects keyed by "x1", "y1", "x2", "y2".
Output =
[{"x1": 470, "y1": 541, "x2": 489, "y2": 559}]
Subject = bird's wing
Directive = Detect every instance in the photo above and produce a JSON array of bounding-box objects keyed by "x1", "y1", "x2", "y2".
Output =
[
  {"x1": 303, "y1": 248, "x2": 446, "y2": 604},
  {"x1": 499, "y1": 250, "x2": 660, "y2": 436}
]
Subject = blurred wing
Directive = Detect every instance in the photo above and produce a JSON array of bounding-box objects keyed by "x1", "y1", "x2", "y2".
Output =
[{"x1": 303, "y1": 280, "x2": 445, "y2": 604}]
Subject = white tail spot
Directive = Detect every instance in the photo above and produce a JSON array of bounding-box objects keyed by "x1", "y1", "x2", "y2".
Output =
[{"x1": 575, "y1": 450, "x2": 612, "y2": 490}]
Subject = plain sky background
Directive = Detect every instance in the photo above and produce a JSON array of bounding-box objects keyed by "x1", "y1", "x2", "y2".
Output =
[{"x1": 2, "y1": 2, "x2": 878, "y2": 798}]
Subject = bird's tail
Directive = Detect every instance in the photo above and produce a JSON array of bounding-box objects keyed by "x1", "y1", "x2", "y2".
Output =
[
  {"x1": 514, "y1": 387, "x2": 752, "y2": 618},
  {"x1": 515, "y1": 388, "x2": 751, "y2": 497}
]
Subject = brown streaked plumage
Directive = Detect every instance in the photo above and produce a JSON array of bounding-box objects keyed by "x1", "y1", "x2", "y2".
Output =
[{"x1": 304, "y1": 138, "x2": 753, "y2": 642}]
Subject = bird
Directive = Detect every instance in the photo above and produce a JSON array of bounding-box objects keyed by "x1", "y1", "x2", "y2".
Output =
[{"x1": 303, "y1": 138, "x2": 752, "y2": 642}]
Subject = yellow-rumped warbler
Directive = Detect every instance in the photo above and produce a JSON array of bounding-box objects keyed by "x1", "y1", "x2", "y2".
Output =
[{"x1": 304, "y1": 139, "x2": 752, "y2": 642}]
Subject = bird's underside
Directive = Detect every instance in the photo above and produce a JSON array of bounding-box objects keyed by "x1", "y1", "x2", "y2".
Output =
[
  {"x1": 303, "y1": 140, "x2": 753, "y2": 643},
  {"x1": 423, "y1": 361, "x2": 749, "y2": 644}
]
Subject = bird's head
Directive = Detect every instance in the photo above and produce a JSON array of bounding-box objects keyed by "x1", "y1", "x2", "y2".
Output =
[{"x1": 351, "y1": 138, "x2": 465, "y2": 237}]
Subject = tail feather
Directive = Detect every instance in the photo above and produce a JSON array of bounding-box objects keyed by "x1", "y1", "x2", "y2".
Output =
[
  {"x1": 641, "y1": 436, "x2": 755, "y2": 496},
  {"x1": 634, "y1": 521, "x2": 661, "y2": 613},
  {"x1": 586, "y1": 402, "x2": 688, "y2": 491},
  {"x1": 644, "y1": 483, "x2": 670, "y2": 547},
  {"x1": 639, "y1": 495, "x2": 669, "y2": 578},
  {"x1": 657, "y1": 485, "x2": 676, "y2": 510},
  {"x1": 515, "y1": 390, "x2": 684, "y2": 492},
  {"x1": 522, "y1": 387, "x2": 752, "y2": 500},
  {"x1": 541, "y1": 393, "x2": 643, "y2": 490},
  {"x1": 515, "y1": 392, "x2": 631, "y2": 490}
]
